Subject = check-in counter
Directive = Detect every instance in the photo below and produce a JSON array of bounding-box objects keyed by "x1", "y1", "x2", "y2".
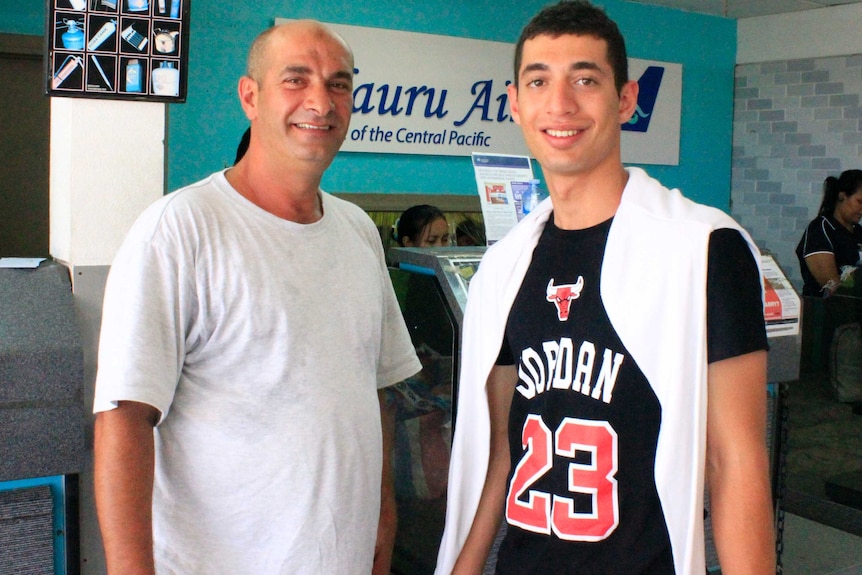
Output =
[{"x1": 0, "y1": 260, "x2": 85, "y2": 574}]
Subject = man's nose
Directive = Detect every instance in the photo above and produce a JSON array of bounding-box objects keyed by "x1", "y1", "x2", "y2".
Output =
[{"x1": 305, "y1": 82, "x2": 334, "y2": 115}]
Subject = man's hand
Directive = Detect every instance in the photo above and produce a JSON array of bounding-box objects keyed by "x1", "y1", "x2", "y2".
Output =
[
  {"x1": 373, "y1": 389, "x2": 398, "y2": 575},
  {"x1": 372, "y1": 485, "x2": 397, "y2": 575}
]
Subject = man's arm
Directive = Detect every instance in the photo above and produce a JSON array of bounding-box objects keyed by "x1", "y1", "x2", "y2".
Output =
[
  {"x1": 373, "y1": 389, "x2": 397, "y2": 575},
  {"x1": 706, "y1": 350, "x2": 776, "y2": 574},
  {"x1": 94, "y1": 400, "x2": 160, "y2": 575},
  {"x1": 452, "y1": 364, "x2": 517, "y2": 575}
]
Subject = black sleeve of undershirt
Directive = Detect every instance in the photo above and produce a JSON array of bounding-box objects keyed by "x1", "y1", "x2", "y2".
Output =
[
  {"x1": 496, "y1": 331, "x2": 515, "y2": 365},
  {"x1": 707, "y1": 229, "x2": 769, "y2": 363}
]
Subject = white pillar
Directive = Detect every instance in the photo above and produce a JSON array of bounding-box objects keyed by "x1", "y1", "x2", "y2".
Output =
[
  {"x1": 49, "y1": 96, "x2": 166, "y2": 575},
  {"x1": 50, "y1": 97, "x2": 166, "y2": 266}
]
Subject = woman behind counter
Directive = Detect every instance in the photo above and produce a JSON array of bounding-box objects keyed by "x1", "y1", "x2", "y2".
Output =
[
  {"x1": 796, "y1": 170, "x2": 862, "y2": 297},
  {"x1": 392, "y1": 204, "x2": 450, "y2": 248}
]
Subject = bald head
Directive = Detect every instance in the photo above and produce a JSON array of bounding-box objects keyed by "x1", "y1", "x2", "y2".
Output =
[{"x1": 246, "y1": 20, "x2": 354, "y2": 83}]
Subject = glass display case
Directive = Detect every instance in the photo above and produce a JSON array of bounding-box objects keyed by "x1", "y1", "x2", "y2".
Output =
[{"x1": 386, "y1": 247, "x2": 484, "y2": 575}]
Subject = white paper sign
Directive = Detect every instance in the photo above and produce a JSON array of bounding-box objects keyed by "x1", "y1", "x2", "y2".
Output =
[
  {"x1": 471, "y1": 153, "x2": 534, "y2": 244},
  {"x1": 761, "y1": 254, "x2": 801, "y2": 338}
]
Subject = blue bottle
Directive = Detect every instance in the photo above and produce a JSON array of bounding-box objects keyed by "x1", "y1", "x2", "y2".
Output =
[
  {"x1": 61, "y1": 20, "x2": 85, "y2": 50},
  {"x1": 522, "y1": 179, "x2": 544, "y2": 216},
  {"x1": 125, "y1": 59, "x2": 142, "y2": 92}
]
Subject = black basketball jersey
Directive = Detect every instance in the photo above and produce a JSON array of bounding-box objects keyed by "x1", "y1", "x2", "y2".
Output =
[{"x1": 494, "y1": 216, "x2": 766, "y2": 574}]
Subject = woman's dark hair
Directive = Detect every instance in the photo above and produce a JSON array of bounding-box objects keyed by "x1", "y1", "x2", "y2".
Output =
[
  {"x1": 234, "y1": 127, "x2": 251, "y2": 165},
  {"x1": 818, "y1": 169, "x2": 862, "y2": 217},
  {"x1": 456, "y1": 217, "x2": 486, "y2": 246},
  {"x1": 513, "y1": 0, "x2": 628, "y2": 93},
  {"x1": 392, "y1": 205, "x2": 446, "y2": 246}
]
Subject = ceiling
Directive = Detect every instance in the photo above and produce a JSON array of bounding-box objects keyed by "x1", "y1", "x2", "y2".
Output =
[{"x1": 625, "y1": 0, "x2": 862, "y2": 19}]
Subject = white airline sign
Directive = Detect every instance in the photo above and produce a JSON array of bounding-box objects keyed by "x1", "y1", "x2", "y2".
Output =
[{"x1": 276, "y1": 19, "x2": 682, "y2": 165}]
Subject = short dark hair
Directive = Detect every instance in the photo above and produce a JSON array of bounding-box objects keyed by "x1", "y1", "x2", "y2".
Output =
[{"x1": 513, "y1": 0, "x2": 629, "y2": 93}]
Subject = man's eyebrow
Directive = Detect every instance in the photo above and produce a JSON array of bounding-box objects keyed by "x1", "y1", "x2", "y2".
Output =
[
  {"x1": 277, "y1": 66, "x2": 352, "y2": 82},
  {"x1": 520, "y1": 60, "x2": 604, "y2": 77},
  {"x1": 570, "y1": 61, "x2": 603, "y2": 73},
  {"x1": 521, "y1": 62, "x2": 549, "y2": 76},
  {"x1": 330, "y1": 70, "x2": 353, "y2": 82},
  {"x1": 280, "y1": 65, "x2": 312, "y2": 75}
]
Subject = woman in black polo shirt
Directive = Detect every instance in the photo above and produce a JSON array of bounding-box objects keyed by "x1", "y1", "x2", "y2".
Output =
[{"x1": 797, "y1": 170, "x2": 862, "y2": 297}]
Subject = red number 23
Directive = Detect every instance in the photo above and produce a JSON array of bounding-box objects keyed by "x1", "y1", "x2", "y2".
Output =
[{"x1": 506, "y1": 415, "x2": 619, "y2": 541}]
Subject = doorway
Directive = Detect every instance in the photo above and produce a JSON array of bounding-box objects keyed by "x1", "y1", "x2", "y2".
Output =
[{"x1": 0, "y1": 34, "x2": 50, "y2": 257}]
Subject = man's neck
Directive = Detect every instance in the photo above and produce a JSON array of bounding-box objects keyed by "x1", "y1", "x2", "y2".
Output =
[
  {"x1": 546, "y1": 166, "x2": 629, "y2": 230},
  {"x1": 226, "y1": 156, "x2": 324, "y2": 224}
]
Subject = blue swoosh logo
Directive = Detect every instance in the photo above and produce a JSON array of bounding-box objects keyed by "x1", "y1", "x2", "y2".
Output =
[{"x1": 623, "y1": 66, "x2": 664, "y2": 133}]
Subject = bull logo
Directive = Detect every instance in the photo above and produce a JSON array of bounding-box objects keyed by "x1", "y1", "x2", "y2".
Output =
[{"x1": 546, "y1": 277, "x2": 584, "y2": 321}]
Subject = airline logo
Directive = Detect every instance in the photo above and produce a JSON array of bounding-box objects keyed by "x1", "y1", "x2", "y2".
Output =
[{"x1": 622, "y1": 66, "x2": 665, "y2": 133}]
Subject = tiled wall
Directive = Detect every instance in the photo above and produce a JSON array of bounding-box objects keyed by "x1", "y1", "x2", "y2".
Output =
[{"x1": 731, "y1": 55, "x2": 862, "y2": 290}]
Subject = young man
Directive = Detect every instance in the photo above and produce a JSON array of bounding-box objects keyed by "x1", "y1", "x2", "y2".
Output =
[
  {"x1": 93, "y1": 21, "x2": 421, "y2": 575},
  {"x1": 435, "y1": 2, "x2": 775, "y2": 574}
]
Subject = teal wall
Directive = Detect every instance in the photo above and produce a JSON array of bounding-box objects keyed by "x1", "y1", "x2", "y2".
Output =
[
  {"x1": 2, "y1": 0, "x2": 736, "y2": 210},
  {"x1": 0, "y1": 0, "x2": 43, "y2": 35}
]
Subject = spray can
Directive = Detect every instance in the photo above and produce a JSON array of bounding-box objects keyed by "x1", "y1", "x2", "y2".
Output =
[
  {"x1": 125, "y1": 59, "x2": 142, "y2": 92},
  {"x1": 88, "y1": 19, "x2": 117, "y2": 51}
]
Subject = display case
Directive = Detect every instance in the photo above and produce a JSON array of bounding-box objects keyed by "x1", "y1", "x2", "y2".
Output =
[{"x1": 386, "y1": 247, "x2": 484, "y2": 575}]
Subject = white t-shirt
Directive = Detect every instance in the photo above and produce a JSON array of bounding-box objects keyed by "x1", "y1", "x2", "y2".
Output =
[{"x1": 94, "y1": 171, "x2": 421, "y2": 574}]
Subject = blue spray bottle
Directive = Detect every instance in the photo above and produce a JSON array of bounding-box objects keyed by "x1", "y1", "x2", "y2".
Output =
[{"x1": 61, "y1": 20, "x2": 85, "y2": 50}]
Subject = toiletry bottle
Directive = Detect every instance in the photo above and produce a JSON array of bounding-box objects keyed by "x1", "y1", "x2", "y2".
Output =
[
  {"x1": 127, "y1": 0, "x2": 149, "y2": 12},
  {"x1": 125, "y1": 59, "x2": 142, "y2": 92},
  {"x1": 62, "y1": 20, "x2": 85, "y2": 50},
  {"x1": 170, "y1": 0, "x2": 180, "y2": 18},
  {"x1": 151, "y1": 61, "x2": 179, "y2": 96}
]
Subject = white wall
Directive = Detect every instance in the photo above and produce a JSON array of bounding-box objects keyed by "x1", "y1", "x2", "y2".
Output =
[
  {"x1": 49, "y1": 98, "x2": 166, "y2": 266},
  {"x1": 737, "y1": 3, "x2": 862, "y2": 64}
]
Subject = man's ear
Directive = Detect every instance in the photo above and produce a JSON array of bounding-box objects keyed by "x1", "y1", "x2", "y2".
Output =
[
  {"x1": 618, "y1": 79, "x2": 639, "y2": 124},
  {"x1": 238, "y1": 75, "x2": 259, "y2": 121},
  {"x1": 507, "y1": 83, "x2": 521, "y2": 126}
]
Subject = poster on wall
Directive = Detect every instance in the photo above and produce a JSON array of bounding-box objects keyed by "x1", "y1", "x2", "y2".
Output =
[
  {"x1": 45, "y1": 0, "x2": 190, "y2": 102},
  {"x1": 471, "y1": 153, "x2": 534, "y2": 244}
]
